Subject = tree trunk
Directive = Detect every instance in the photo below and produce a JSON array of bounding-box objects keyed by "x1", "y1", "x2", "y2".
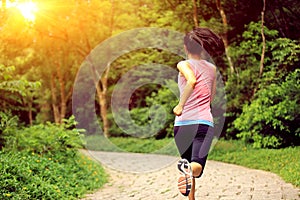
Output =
[
  {"x1": 48, "y1": 48, "x2": 73, "y2": 125},
  {"x1": 21, "y1": 95, "x2": 33, "y2": 126},
  {"x1": 101, "y1": 63, "x2": 110, "y2": 137},
  {"x1": 99, "y1": 92, "x2": 109, "y2": 137},
  {"x1": 259, "y1": 0, "x2": 266, "y2": 77},
  {"x1": 56, "y1": 60, "x2": 67, "y2": 124},
  {"x1": 215, "y1": 0, "x2": 234, "y2": 74},
  {"x1": 92, "y1": 63, "x2": 111, "y2": 138},
  {"x1": 252, "y1": 0, "x2": 267, "y2": 98},
  {"x1": 192, "y1": 0, "x2": 199, "y2": 27},
  {"x1": 50, "y1": 73, "x2": 61, "y2": 124},
  {"x1": 98, "y1": 76, "x2": 109, "y2": 138},
  {"x1": 28, "y1": 99, "x2": 33, "y2": 126},
  {"x1": 91, "y1": 0, "x2": 115, "y2": 137}
]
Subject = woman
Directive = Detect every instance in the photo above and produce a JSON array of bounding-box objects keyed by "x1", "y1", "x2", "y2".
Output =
[{"x1": 173, "y1": 27, "x2": 225, "y2": 200}]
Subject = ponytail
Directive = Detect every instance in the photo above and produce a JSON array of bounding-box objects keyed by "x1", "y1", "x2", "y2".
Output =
[{"x1": 184, "y1": 28, "x2": 225, "y2": 57}]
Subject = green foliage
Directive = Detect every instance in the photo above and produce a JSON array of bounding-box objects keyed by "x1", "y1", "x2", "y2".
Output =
[
  {"x1": 269, "y1": 38, "x2": 300, "y2": 71},
  {"x1": 144, "y1": 81, "x2": 178, "y2": 138},
  {"x1": 0, "y1": 150, "x2": 107, "y2": 199},
  {"x1": 233, "y1": 69, "x2": 300, "y2": 148},
  {"x1": 225, "y1": 22, "x2": 300, "y2": 142},
  {"x1": 225, "y1": 22, "x2": 269, "y2": 137},
  {"x1": 0, "y1": 65, "x2": 41, "y2": 114},
  {"x1": 139, "y1": 0, "x2": 193, "y2": 31},
  {"x1": 3, "y1": 116, "x2": 85, "y2": 154},
  {"x1": 0, "y1": 115, "x2": 107, "y2": 199},
  {"x1": 109, "y1": 80, "x2": 178, "y2": 138},
  {"x1": 0, "y1": 112, "x2": 19, "y2": 149},
  {"x1": 0, "y1": 112, "x2": 18, "y2": 134},
  {"x1": 231, "y1": 22, "x2": 278, "y2": 69},
  {"x1": 227, "y1": 22, "x2": 279, "y2": 108}
]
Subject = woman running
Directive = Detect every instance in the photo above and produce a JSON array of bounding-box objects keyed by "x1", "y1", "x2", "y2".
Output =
[{"x1": 173, "y1": 27, "x2": 225, "y2": 200}]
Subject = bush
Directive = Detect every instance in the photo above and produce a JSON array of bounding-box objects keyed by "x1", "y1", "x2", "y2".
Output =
[
  {"x1": 0, "y1": 116, "x2": 107, "y2": 199},
  {"x1": 0, "y1": 150, "x2": 107, "y2": 199},
  {"x1": 0, "y1": 112, "x2": 18, "y2": 149},
  {"x1": 234, "y1": 69, "x2": 300, "y2": 148},
  {"x1": 3, "y1": 116, "x2": 85, "y2": 154},
  {"x1": 226, "y1": 22, "x2": 300, "y2": 140}
]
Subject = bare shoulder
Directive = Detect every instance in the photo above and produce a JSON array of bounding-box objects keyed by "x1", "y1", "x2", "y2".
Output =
[
  {"x1": 177, "y1": 60, "x2": 191, "y2": 71},
  {"x1": 177, "y1": 60, "x2": 188, "y2": 67}
]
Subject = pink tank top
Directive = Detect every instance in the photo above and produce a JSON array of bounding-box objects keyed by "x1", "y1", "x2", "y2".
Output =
[{"x1": 174, "y1": 59, "x2": 216, "y2": 127}]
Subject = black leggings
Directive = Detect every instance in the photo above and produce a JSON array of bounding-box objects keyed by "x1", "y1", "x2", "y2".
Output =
[{"x1": 174, "y1": 124, "x2": 214, "y2": 178}]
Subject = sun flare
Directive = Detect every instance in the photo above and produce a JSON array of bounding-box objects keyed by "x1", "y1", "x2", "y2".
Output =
[{"x1": 16, "y1": 2, "x2": 38, "y2": 21}]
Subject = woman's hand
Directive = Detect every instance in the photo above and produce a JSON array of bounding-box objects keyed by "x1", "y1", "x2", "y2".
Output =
[{"x1": 173, "y1": 104, "x2": 183, "y2": 116}]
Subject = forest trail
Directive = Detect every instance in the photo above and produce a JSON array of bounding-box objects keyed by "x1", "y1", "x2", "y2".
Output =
[{"x1": 81, "y1": 150, "x2": 300, "y2": 200}]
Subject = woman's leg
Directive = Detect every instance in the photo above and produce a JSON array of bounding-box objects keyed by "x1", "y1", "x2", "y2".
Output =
[
  {"x1": 188, "y1": 177, "x2": 196, "y2": 200},
  {"x1": 188, "y1": 162, "x2": 203, "y2": 200},
  {"x1": 174, "y1": 125, "x2": 214, "y2": 198},
  {"x1": 191, "y1": 125, "x2": 214, "y2": 174},
  {"x1": 191, "y1": 162, "x2": 203, "y2": 177},
  {"x1": 188, "y1": 125, "x2": 214, "y2": 199}
]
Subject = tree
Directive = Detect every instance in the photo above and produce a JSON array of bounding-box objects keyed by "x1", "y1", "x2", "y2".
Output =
[
  {"x1": 227, "y1": 21, "x2": 300, "y2": 141},
  {"x1": 225, "y1": 22, "x2": 278, "y2": 137},
  {"x1": 14, "y1": 0, "x2": 143, "y2": 129},
  {"x1": 0, "y1": 65, "x2": 41, "y2": 124},
  {"x1": 215, "y1": 0, "x2": 234, "y2": 74},
  {"x1": 1, "y1": 0, "x2": 300, "y2": 145},
  {"x1": 89, "y1": 0, "x2": 145, "y2": 137}
]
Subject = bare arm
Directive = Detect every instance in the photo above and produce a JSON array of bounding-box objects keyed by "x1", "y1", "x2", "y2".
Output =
[{"x1": 173, "y1": 61, "x2": 196, "y2": 116}]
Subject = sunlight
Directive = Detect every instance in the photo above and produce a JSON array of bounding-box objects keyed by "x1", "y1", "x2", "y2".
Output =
[
  {"x1": 0, "y1": 1, "x2": 17, "y2": 8},
  {"x1": 16, "y1": 1, "x2": 38, "y2": 22}
]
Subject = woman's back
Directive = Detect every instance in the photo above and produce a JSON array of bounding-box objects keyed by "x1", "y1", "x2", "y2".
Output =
[{"x1": 175, "y1": 59, "x2": 216, "y2": 126}]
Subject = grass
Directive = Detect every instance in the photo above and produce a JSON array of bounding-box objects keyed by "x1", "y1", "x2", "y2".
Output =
[
  {"x1": 84, "y1": 135, "x2": 300, "y2": 187},
  {"x1": 208, "y1": 140, "x2": 300, "y2": 188},
  {"x1": 85, "y1": 135, "x2": 179, "y2": 155}
]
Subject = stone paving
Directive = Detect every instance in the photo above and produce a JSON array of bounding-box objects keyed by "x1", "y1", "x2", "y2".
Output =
[{"x1": 81, "y1": 150, "x2": 300, "y2": 200}]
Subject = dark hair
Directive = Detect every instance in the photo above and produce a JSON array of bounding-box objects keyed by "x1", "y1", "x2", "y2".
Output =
[{"x1": 184, "y1": 27, "x2": 225, "y2": 57}]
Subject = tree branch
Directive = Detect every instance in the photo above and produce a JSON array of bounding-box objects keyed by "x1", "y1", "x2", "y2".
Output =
[
  {"x1": 259, "y1": 0, "x2": 266, "y2": 77},
  {"x1": 192, "y1": 0, "x2": 199, "y2": 27}
]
